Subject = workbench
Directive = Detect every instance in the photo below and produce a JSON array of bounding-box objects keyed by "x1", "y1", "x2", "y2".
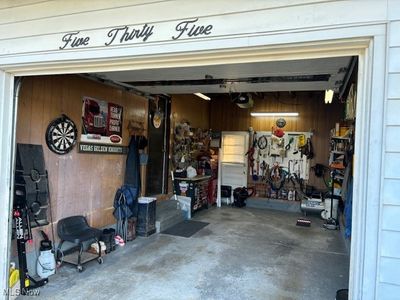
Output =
[{"x1": 173, "y1": 175, "x2": 211, "y2": 214}]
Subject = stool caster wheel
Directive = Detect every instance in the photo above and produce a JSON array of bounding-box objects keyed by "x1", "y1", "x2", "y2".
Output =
[
  {"x1": 97, "y1": 257, "x2": 104, "y2": 264},
  {"x1": 77, "y1": 265, "x2": 84, "y2": 272}
]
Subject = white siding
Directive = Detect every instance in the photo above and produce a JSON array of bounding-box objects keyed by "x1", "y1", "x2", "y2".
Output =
[
  {"x1": 382, "y1": 179, "x2": 400, "y2": 205},
  {"x1": 386, "y1": 100, "x2": 400, "y2": 125},
  {"x1": 378, "y1": 11, "x2": 400, "y2": 298},
  {"x1": 384, "y1": 153, "x2": 400, "y2": 179},
  {"x1": 381, "y1": 206, "x2": 400, "y2": 231},
  {"x1": 388, "y1": 0, "x2": 400, "y2": 22},
  {"x1": 388, "y1": 48, "x2": 400, "y2": 72},
  {"x1": 385, "y1": 127, "x2": 400, "y2": 152},
  {"x1": 376, "y1": 283, "x2": 400, "y2": 300},
  {"x1": 0, "y1": 0, "x2": 388, "y2": 65},
  {"x1": 389, "y1": 20, "x2": 400, "y2": 47},
  {"x1": 379, "y1": 257, "x2": 400, "y2": 286},
  {"x1": 387, "y1": 74, "x2": 400, "y2": 99},
  {"x1": 0, "y1": 0, "x2": 49, "y2": 10},
  {"x1": 381, "y1": 230, "x2": 400, "y2": 259}
]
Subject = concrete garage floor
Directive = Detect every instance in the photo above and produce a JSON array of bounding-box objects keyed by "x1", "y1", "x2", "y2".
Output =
[{"x1": 34, "y1": 207, "x2": 349, "y2": 300}]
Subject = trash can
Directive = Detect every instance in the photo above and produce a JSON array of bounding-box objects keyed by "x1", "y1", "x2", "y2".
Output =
[
  {"x1": 136, "y1": 197, "x2": 156, "y2": 237},
  {"x1": 336, "y1": 289, "x2": 348, "y2": 300}
]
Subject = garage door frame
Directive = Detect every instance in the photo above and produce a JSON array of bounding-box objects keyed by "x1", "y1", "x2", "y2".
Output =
[{"x1": 0, "y1": 24, "x2": 387, "y2": 299}]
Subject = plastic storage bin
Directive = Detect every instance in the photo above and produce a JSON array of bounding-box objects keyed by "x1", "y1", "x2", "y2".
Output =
[{"x1": 137, "y1": 197, "x2": 157, "y2": 237}]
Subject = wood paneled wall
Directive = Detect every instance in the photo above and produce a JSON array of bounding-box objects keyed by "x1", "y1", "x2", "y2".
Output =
[
  {"x1": 171, "y1": 94, "x2": 210, "y2": 129},
  {"x1": 16, "y1": 75, "x2": 148, "y2": 237},
  {"x1": 166, "y1": 94, "x2": 210, "y2": 194},
  {"x1": 210, "y1": 92, "x2": 345, "y2": 189}
]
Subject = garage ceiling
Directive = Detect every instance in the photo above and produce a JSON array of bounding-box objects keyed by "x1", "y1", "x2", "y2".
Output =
[{"x1": 95, "y1": 56, "x2": 353, "y2": 94}]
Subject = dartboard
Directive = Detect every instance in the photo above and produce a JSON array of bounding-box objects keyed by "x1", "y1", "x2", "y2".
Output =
[{"x1": 46, "y1": 114, "x2": 77, "y2": 155}]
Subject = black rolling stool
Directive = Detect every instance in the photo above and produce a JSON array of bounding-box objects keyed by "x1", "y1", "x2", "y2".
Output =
[{"x1": 57, "y1": 215, "x2": 103, "y2": 272}]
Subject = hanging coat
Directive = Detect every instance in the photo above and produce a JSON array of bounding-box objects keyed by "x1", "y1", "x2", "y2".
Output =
[{"x1": 124, "y1": 136, "x2": 141, "y2": 194}]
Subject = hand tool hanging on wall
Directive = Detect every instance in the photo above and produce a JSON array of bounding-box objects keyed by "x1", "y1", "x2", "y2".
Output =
[
  {"x1": 288, "y1": 159, "x2": 293, "y2": 174},
  {"x1": 254, "y1": 153, "x2": 261, "y2": 181},
  {"x1": 299, "y1": 158, "x2": 304, "y2": 177},
  {"x1": 292, "y1": 136, "x2": 299, "y2": 155},
  {"x1": 260, "y1": 161, "x2": 267, "y2": 181},
  {"x1": 256, "y1": 151, "x2": 261, "y2": 179},
  {"x1": 297, "y1": 134, "x2": 306, "y2": 148},
  {"x1": 285, "y1": 136, "x2": 294, "y2": 151},
  {"x1": 257, "y1": 135, "x2": 268, "y2": 150},
  {"x1": 253, "y1": 132, "x2": 258, "y2": 176},
  {"x1": 293, "y1": 160, "x2": 299, "y2": 177},
  {"x1": 246, "y1": 131, "x2": 257, "y2": 178}
]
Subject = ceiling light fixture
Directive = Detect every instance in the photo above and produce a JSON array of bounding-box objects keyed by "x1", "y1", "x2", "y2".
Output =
[
  {"x1": 325, "y1": 89, "x2": 334, "y2": 104},
  {"x1": 250, "y1": 112, "x2": 299, "y2": 117},
  {"x1": 194, "y1": 93, "x2": 211, "y2": 101}
]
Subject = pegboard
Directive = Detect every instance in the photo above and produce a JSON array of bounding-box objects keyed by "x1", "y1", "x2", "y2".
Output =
[{"x1": 250, "y1": 131, "x2": 313, "y2": 180}]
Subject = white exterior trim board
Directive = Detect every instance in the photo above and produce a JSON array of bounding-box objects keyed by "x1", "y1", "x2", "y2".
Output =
[
  {"x1": 0, "y1": 71, "x2": 14, "y2": 300},
  {"x1": 1, "y1": 40, "x2": 380, "y2": 300},
  {"x1": 0, "y1": 22, "x2": 384, "y2": 69}
]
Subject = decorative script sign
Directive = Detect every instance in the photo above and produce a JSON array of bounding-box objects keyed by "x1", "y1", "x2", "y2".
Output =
[{"x1": 59, "y1": 18, "x2": 213, "y2": 50}]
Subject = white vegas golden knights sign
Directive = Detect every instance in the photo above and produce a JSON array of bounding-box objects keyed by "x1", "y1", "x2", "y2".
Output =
[{"x1": 59, "y1": 18, "x2": 214, "y2": 50}]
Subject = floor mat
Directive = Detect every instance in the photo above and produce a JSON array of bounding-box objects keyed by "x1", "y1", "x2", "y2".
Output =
[{"x1": 162, "y1": 220, "x2": 209, "y2": 238}]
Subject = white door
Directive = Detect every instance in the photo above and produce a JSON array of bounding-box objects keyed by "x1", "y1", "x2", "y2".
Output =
[{"x1": 217, "y1": 131, "x2": 249, "y2": 206}]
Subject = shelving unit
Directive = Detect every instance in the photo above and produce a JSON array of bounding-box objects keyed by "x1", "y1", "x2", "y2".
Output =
[
  {"x1": 329, "y1": 136, "x2": 352, "y2": 171},
  {"x1": 328, "y1": 131, "x2": 353, "y2": 197}
]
